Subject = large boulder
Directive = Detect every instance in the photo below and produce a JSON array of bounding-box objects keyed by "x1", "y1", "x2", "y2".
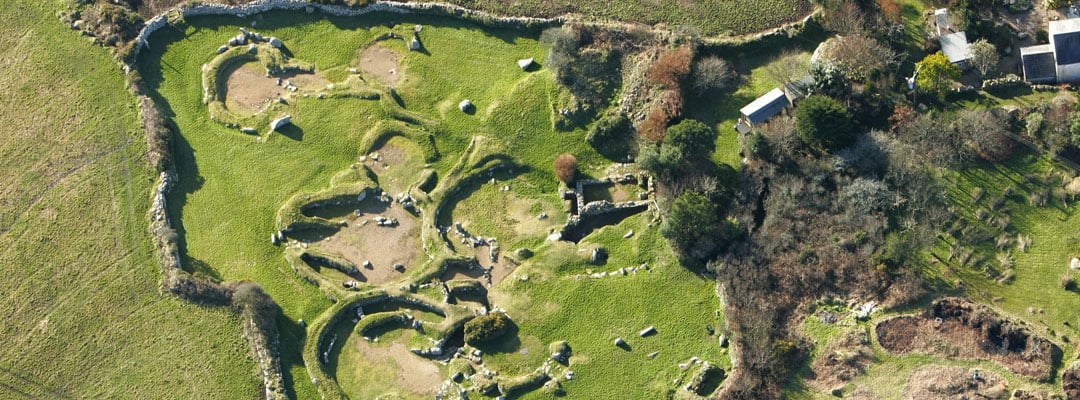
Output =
[{"x1": 270, "y1": 115, "x2": 292, "y2": 132}]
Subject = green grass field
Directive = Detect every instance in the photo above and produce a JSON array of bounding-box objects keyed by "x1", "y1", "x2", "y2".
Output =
[
  {"x1": 0, "y1": 0, "x2": 258, "y2": 398},
  {"x1": 488, "y1": 213, "x2": 728, "y2": 399},
  {"x1": 142, "y1": 8, "x2": 728, "y2": 399}
]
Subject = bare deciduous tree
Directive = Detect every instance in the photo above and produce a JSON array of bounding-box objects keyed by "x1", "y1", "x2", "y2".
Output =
[
  {"x1": 691, "y1": 56, "x2": 736, "y2": 95},
  {"x1": 968, "y1": 39, "x2": 999, "y2": 78}
]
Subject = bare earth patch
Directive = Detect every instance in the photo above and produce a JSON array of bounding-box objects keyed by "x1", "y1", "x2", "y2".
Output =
[
  {"x1": 285, "y1": 71, "x2": 330, "y2": 89},
  {"x1": 439, "y1": 245, "x2": 516, "y2": 286},
  {"x1": 355, "y1": 338, "x2": 443, "y2": 396},
  {"x1": 226, "y1": 62, "x2": 283, "y2": 114},
  {"x1": 364, "y1": 143, "x2": 409, "y2": 168},
  {"x1": 805, "y1": 328, "x2": 875, "y2": 391},
  {"x1": 309, "y1": 198, "x2": 420, "y2": 285},
  {"x1": 225, "y1": 62, "x2": 331, "y2": 114},
  {"x1": 876, "y1": 297, "x2": 1061, "y2": 381},
  {"x1": 357, "y1": 44, "x2": 402, "y2": 86},
  {"x1": 906, "y1": 365, "x2": 1007, "y2": 400}
]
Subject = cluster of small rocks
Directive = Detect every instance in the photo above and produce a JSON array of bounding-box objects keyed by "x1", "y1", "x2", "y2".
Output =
[{"x1": 578, "y1": 263, "x2": 649, "y2": 280}]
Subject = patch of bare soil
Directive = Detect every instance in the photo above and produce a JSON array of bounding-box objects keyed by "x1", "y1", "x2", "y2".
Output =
[
  {"x1": 363, "y1": 144, "x2": 409, "y2": 168},
  {"x1": 876, "y1": 297, "x2": 1061, "y2": 381},
  {"x1": 357, "y1": 44, "x2": 402, "y2": 86},
  {"x1": 805, "y1": 328, "x2": 875, "y2": 391},
  {"x1": 225, "y1": 63, "x2": 330, "y2": 114},
  {"x1": 355, "y1": 338, "x2": 442, "y2": 396},
  {"x1": 905, "y1": 365, "x2": 1007, "y2": 400},
  {"x1": 226, "y1": 62, "x2": 283, "y2": 114},
  {"x1": 1011, "y1": 388, "x2": 1059, "y2": 400},
  {"x1": 439, "y1": 245, "x2": 516, "y2": 286},
  {"x1": 285, "y1": 71, "x2": 330, "y2": 90},
  {"x1": 310, "y1": 198, "x2": 420, "y2": 285},
  {"x1": 1064, "y1": 362, "x2": 1080, "y2": 399}
]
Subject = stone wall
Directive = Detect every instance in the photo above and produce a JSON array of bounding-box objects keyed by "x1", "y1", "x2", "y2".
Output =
[{"x1": 134, "y1": 0, "x2": 562, "y2": 58}]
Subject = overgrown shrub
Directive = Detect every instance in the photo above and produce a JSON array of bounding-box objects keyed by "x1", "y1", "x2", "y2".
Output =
[
  {"x1": 1026, "y1": 112, "x2": 1045, "y2": 138},
  {"x1": 464, "y1": 312, "x2": 512, "y2": 345},
  {"x1": 586, "y1": 114, "x2": 636, "y2": 161},
  {"x1": 171, "y1": 275, "x2": 232, "y2": 306},
  {"x1": 139, "y1": 95, "x2": 172, "y2": 171},
  {"x1": 796, "y1": 95, "x2": 855, "y2": 150},
  {"x1": 646, "y1": 45, "x2": 693, "y2": 90},
  {"x1": 231, "y1": 282, "x2": 281, "y2": 334},
  {"x1": 553, "y1": 153, "x2": 578, "y2": 184},
  {"x1": 638, "y1": 89, "x2": 684, "y2": 143},
  {"x1": 640, "y1": 119, "x2": 716, "y2": 180},
  {"x1": 953, "y1": 109, "x2": 1014, "y2": 162},
  {"x1": 660, "y1": 190, "x2": 740, "y2": 263}
]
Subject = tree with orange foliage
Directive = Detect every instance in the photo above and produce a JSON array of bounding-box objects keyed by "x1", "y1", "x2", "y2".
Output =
[
  {"x1": 877, "y1": 0, "x2": 902, "y2": 24},
  {"x1": 647, "y1": 45, "x2": 694, "y2": 90},
  {"x1": 553, "y1": 153, "x2": 578, "y2": 184}
]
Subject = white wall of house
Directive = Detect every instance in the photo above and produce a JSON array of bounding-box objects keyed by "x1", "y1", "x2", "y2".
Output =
[{"x1": 1058, "y1": 63, "x2": 1080, "y2": 83}]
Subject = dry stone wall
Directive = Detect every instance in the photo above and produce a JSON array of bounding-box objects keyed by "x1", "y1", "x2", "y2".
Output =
[{"x1": 135, "y1": 0, "x2": 561, "y2": 58}]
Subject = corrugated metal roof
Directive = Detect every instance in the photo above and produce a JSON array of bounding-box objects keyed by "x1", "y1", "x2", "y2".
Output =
[
  {"x1": 940, "y1": 32, "x2": 971, "y2": 63},
  {"x1": 739, "y1": 88, "x2": 789, "y2": 125}
]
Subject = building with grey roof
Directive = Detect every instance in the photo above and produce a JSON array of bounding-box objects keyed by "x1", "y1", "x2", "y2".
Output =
[
  {"x1": 1021, "y1": 44, "x2": 1057, "y2": 84},
  {"x1": 1020, "y1": 18, "x2": 1080, "y2": 83}
]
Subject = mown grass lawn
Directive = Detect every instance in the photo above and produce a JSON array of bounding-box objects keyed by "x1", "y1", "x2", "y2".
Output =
[{"x1": 0, "y1": 0, "x2": 257, "y2": 398}]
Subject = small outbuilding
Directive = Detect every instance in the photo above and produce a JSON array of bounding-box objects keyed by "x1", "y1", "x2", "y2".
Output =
[
  {"x1": 939, "y1": 32, "x2": 971, "y2": 69},
  {"x1": 933, "y1": 8, "x2": 971, "y2": 69},
  {"x1": 1021, "y1": 44, "x2": 1057, "y2": 84},
  {"x1": 735, "y1": 88, "x2": 789, "y2": 134},
  {"x1": 517, "y1": 58, "x2": 536, "y2": 71}
]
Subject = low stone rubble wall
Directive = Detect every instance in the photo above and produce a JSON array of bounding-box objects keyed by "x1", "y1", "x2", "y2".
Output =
[{"x1": 135, "y1": 0, "x2": 561, "y2": 58}]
